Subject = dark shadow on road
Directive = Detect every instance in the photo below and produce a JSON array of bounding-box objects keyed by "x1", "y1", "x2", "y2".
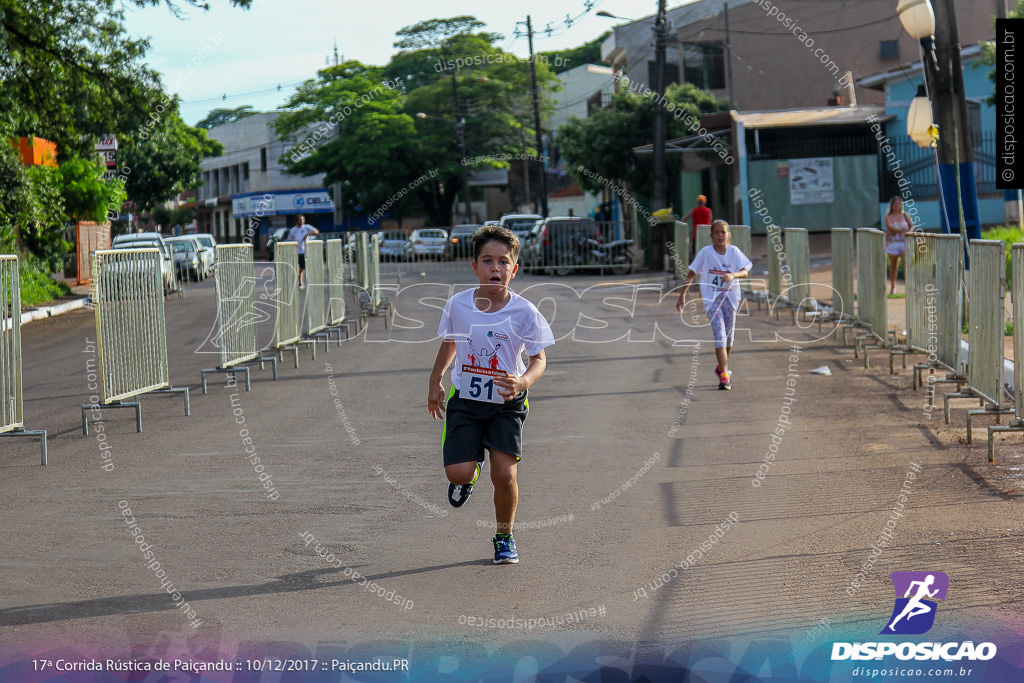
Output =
[{"x1": 0, "y1": 560, "x2": 484, "y2": 627}]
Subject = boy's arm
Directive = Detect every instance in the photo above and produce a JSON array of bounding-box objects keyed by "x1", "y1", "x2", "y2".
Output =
[
  {"x1": 428, "y1": 339, "x2": 457, "y2": 419},
  {"x1": 494, "y1": 349, "x2": 546, "y2": 400}
]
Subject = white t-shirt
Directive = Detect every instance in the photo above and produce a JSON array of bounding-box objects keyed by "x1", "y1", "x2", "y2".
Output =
[
  {"x1": 287, "y1": 225, "x2": 317, "y2": 254},
  {"x1": 688, "y1": 244, "x2": 753, "y2": 313},
  {"x1": 437, "y1": 288, "x2": 555, "y2": 392}
]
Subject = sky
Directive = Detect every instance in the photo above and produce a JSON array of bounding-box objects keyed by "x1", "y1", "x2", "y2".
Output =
[{"x1": 122, "y1": 0, "x2": 672, "y2": 126}]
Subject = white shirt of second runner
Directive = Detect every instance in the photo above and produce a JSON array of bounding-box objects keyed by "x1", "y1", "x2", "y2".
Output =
[{"x1": 688, "y1": 244, "x2": 753, "y2": 313}]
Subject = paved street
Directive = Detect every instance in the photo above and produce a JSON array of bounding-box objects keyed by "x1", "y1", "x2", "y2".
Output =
[{"x1": 2, "y1": 262, "x2": 1024, "y2": 678}]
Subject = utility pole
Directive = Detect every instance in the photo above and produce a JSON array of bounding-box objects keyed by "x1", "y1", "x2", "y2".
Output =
[
  {"x1": 724, "y1": 3, "x2": 735, "y2": 109},
  {"x1": 928, "y1": 0, "x2": 980, "y2": 240},
  {"x1": 526, "y1": 15, "x2": 549, "y2": 217},
  {"x1": 450, "y1": 70, "x2": 472, "y2": 223},
  {"x1": 651, "y1": 0, "x2": 668, "y2": 213}
]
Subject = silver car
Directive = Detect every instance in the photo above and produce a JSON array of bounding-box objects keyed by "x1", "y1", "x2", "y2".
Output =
[
  {"x1": 110, "y1": 232, "x2": 178, "y2": 294},
  {"x1": 410, "y1": 228, "x2": 449, "y2": 259}
]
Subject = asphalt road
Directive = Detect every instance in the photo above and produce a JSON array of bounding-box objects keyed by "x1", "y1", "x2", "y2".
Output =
[{"x1": 2, "y1": 261, "x2": 1023, "y2": 679}]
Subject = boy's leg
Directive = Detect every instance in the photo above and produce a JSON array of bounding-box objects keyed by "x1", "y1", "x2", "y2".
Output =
[
  {"x1": 445, "y1": 461, "x2": 479, "y2": 485},
  {"x1": 489, "y1": 449, "x2": 519, "y2": 534}
]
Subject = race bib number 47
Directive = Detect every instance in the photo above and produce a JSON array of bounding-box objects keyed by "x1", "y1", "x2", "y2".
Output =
[{"x1": 461, "y1": 365, "x2": 508, "y2": 404}]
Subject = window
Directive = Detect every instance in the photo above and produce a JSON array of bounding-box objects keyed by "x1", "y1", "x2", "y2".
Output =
[
  {"x1": 243, "y1": 162, "x2": 250, "y2": 181},
  {"x1": 646, "y1": 60, "x2": 682, "y2": 91},
  {"x1": 682, "y1": 43, "x2": 725, "y2": 90},
  {"x1": 880, "y1": 40, "x2": 899, "y2": 59},
  {"x1": 260, "y1": 147, "x2": 267, "y2": 172}
]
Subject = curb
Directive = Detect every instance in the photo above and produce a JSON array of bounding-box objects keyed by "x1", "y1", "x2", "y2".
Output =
[{"x1": 21, "y1": 297, "x2": 89, "y2": 325}]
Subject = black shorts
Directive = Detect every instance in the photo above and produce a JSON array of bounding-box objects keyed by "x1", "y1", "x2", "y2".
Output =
[
  {"x1": 298, "y1": 253, "x2": 307, "y2": 269},
  {"x1": 442, "y1": 387, "x2": 529, "y2": 466}
]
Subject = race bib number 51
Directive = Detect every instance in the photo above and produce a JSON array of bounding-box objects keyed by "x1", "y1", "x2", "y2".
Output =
[{"x1": 461, "y1": 365, "x2": 508, "y2": 404}]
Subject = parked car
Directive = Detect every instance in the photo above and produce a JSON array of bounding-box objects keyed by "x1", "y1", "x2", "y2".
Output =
[
  {"x1": 410, "y1": 228, "x2": 449, "y2": 259},
  {"x1": 166, "y1": 236, "x2": 209, "y2": 281},
  {"x1": 191, "y1": 232, "x2": 218, "y2": 274},
  {"x1": 110, "y1": 232, "x2": 177, "y2": 294},
  {"x1": 379, "y1": 231, "x2": 413, "y2": 261},
  {"x1": 447, "y1": 224, "x2": 480, "y2": 259},
  {"x1": 266, "y1": 227, "x2": 290, "y2": 261},
  {"x1": 166, "y1": 238, "x2": 203, "y2": 281},
  {"x1": 519, "y1": 220, "x2": 545, "y2": 272},
  {"x1": 499, "y1": 213, "x2": 543, "y2": 243}
]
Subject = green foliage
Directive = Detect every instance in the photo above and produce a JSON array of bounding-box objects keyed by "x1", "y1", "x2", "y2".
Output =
[
  {"x1": 119, "y1": 107, "x2": 224, "y2": 211},
  {"x1": 196, "y1": 105, "x2": 261, "y2": 129},
  {"x1": 58, "y1": 155, "x2": 126, "y2": 222},
  {"x1": 539, "y1": 31, "x2": 610, "y2": 74},
  {"x1": 558, "y1": 82, "x2": 728, "y2": 202},
  {"x1": 277, "y1": 17, "x2": 558, "y2": 227},
  {"x1": 19, "y1": 256, "x2": 71, "y2": 307},
  {"x1": 981, "y1": 225, "x2": 1024, "y2": 287}
]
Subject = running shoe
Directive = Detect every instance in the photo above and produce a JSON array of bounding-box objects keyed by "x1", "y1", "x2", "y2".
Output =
[
  {"x1": 719, "y1": 371, "x2": 732, "y2": 390},
  {"x1": 715, "y1": 364, "x2": 723, "y2": 382},
  {"x1": 492, "y1": 534, "x2": 519, "y2": 564},
  {"x1": 447, "y1": 463, "x2": 481, "y2": 508}
]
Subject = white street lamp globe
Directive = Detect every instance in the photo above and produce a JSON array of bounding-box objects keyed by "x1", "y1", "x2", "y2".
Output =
[
  {"x1": 906, "y1": 86, "x2": 935, "y2": 148},
  {"x1": 897, "y1": 0, "x2": 935, "y2": 40}
]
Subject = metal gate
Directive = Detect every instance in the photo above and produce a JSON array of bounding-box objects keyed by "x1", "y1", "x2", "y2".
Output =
[
  {"x1": 82, "y1": 248, "x2": 189, "y2": 433},
  {"x1": 0, "y1": 256, "x2": 47, "y2": 463}
]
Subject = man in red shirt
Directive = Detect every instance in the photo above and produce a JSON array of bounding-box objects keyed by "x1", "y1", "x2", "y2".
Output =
[{"x1": 681, "y1": 195, "x2": 712, "y2": 259}]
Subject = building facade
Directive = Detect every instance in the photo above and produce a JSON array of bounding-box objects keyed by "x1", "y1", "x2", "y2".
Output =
[{"x1": 197, "y1": 113, "x2": 334, "y2": 249}]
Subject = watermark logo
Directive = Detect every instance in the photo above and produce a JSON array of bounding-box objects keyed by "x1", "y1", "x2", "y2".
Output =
[{"x1": 881, "y1": 571, "x2": 948, "y2": 635}]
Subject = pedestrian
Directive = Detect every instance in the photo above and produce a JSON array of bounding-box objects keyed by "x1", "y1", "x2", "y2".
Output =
[
  {"x1": 884, "y1": 196, "x2": 912, "y2": 295},
  {"x1": 680, "y1": 194, "x2": 712, "y2": 258},
  {"x1": 286, "y1": 215, "x2": 319, "y2": 289},
  {"x1": 675, "y1": 219, "x2": 752, "y2": 390},
  {"x1": 427, "y1": 225, "x2": 554, "y2": 564}
]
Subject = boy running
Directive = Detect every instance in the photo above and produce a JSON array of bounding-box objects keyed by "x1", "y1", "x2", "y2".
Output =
[
  {"x1": 676, "y1": 219, "x2": 751, "y2": 390},
  {"x1": 428, "y1": 226, "x2": 554, "y2": 564}
]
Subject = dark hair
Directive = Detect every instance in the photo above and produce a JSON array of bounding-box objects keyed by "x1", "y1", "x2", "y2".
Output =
[{"x1": 472, "y1": 225, "x2": 520, "y2": 262}]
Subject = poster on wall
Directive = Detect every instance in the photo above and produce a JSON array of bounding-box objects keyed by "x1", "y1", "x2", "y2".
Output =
[{"x1": 789, "y1": 157, "x2": 834, "y2": 204}]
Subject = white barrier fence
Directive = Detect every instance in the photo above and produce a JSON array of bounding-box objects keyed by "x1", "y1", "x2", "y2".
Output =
[
  {"x1": 829, "y1": 228, "x2": 854, "y2": 322},
  {"x1": 990, "y1": 243, "x2": 1024, "y2": 461},
  {"x1": 852, "y1": 229, "x2": 889, "y2": 365},
  {"x1": 944, "y1": 240, "x2": 1012, "y2": 441},
  {"x1": 81, "y1": 248, "x2": 189, "y2": 434},
  {"x1": 200, "y1": 244, "x2": 277, "y2": 392},
  {"x1": 0, "y1": 255, "x2": 46, "y2": 463},
  {"x1": 272, "y1": 241, "x2": 302, "y2": 367}
]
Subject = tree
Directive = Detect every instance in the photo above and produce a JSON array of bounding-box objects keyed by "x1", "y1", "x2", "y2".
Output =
[
  {"x1": 196, "y1": 106, "x2": 261, "y2": 129},
  {"x1": 58, "y1": 156, "x2": 127, "y2": 223},
  {"x1": 539, "y1": 31, "x2": 610, "y2": 74},
  {"x1": 119, "y1": 107, "x2": 224, "y2": 212},
  {"x1": 980, "y1": 1, "x2": 1023, "y2": 105},
  {"x1": 275, "y1": 17, "x2": 557, "y2": 227},
  {"x1": 558, "y1": 82, "x2": 727, "y2": 203}
]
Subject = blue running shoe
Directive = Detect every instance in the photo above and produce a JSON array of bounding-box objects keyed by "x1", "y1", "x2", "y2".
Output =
[
  {"x1": 447, "y1": 463, "x2": 480, "y2": 508},
  {"x1": 492, "y1": 534, "x2": 519, "y2": 564}
]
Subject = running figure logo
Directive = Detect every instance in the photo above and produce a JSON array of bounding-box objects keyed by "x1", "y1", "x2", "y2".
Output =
[{"x1": 881, "y1": 571, "x2": 949, "y2": 635}]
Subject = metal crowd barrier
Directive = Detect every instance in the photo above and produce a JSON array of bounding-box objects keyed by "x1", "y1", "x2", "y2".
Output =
[
  {"x1": 944, "y1": 240, "x2": 1012, "y2": 441},
  {"x1": 668, "y1": 221, "x2": 690, "y2": 285},
  {"x1": 357, "y1": 233, "x2": 392, "y2": 325},
  {"x1": 899, "y1": 233, "x2": 966, "y2": 395},
  {"x1": 355, "y1": 232, "x2": 370, "y2": 292},
  {"x1": 851, "y1": 229, "x2": 889, "y2": 365},
  {"x1": 762, "y1": 226, "x2": 785, "y2": 313},
  {"x1": 272, "y1": 241, "x2": 302, "y2": 367},
  {"x1": 783, "y1": 228, "x2": 820, "y2": 324},
  {"x1": 325, "y1": 238, "x2": 355, "y2": 341},
  {"x1": 81, "y1": 249, "x2": 190, "y2": 434},
  {"x1": 829, "y1": 228, "x2": 854, "y2": 322},
  {"x1": 989, "y1": 243, "x2": 1024, "y2": 462},
  {"x1": 0, "y1": 255, "x2": 46, "y2": 463},
  {"x1": 303, "y1": 239, "x2": 332, "y2": 354},
  {"x1": 200, "y1": 244, "x2": 278, "y2": 393}
]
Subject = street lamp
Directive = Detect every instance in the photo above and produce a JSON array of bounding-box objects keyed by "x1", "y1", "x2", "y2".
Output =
[
  {"x1": 906, "y1": 85, "x2": 937, "y2": 148},
  {"x1": 896, "y1": 0, "x2": 934, "y2": 39}
]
